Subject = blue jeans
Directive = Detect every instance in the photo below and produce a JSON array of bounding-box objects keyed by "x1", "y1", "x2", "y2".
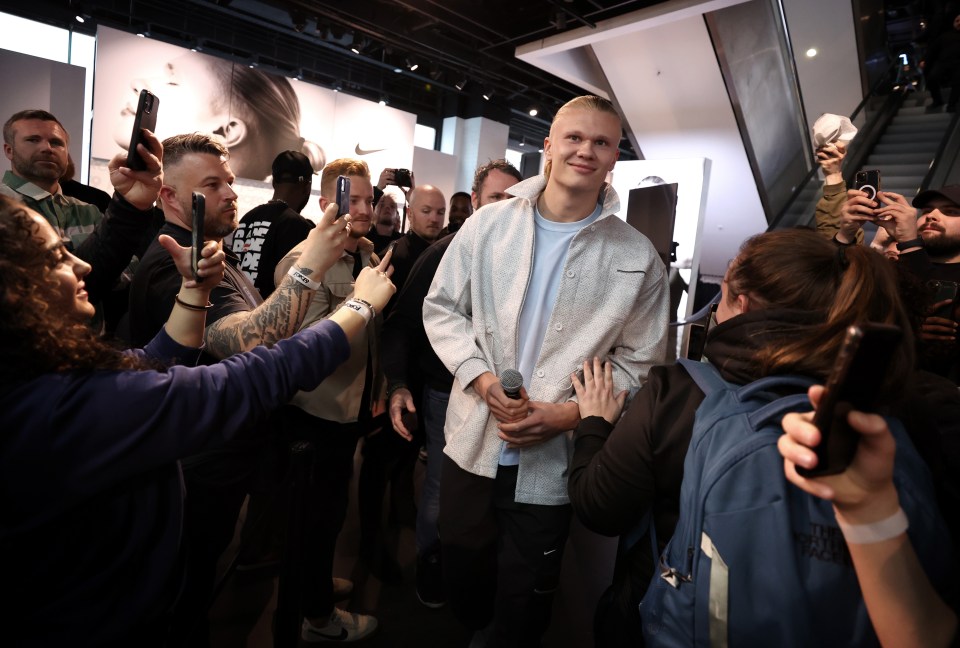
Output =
[{"x1": 416, "y1": 386, "x2": 449, "y2": 557}]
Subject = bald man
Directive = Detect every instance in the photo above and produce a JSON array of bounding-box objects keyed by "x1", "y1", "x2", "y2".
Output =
[{"x1": 383, "y1": 184, "x2": 445, "y2": 315}]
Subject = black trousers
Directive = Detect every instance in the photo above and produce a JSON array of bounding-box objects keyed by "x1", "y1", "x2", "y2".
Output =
[
  {"x1": 439, "y1": 457, "x2": 572, "y2": 648},
  {"x1": 281, "y1": 405, "x2": 362, "y2": 619}
]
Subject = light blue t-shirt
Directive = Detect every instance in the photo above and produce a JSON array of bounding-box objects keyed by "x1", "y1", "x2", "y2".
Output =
[{"x1": 500, "y1": 202, "x2": 602, "y2": 466}]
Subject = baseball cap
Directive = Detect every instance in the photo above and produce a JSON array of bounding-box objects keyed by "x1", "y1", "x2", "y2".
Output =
[
  {"x1": 272, "y1": 151, "x2": 315, "y2": 183},
  {"x1": 913, "y1": 185, "x2": 960, "y2": 208}
]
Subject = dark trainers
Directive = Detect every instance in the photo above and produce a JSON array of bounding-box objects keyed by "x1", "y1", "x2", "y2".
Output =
[
  {"x1": 332, "y1": 577, "x2": 353, "y2": 601},
  {"x1": 301, "y1": 608, "x2": 378, "y2": 643},
  {"x1": 415, "y1": 553, "x2": 446, "y2": 608}
]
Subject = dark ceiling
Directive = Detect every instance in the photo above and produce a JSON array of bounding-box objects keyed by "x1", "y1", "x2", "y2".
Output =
[{"x1": 2, "y1": 0, "x2": 662, "y2": 157}]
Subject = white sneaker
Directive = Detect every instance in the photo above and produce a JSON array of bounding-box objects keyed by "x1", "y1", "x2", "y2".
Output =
[{"x1": 301, "y1": 608, "x2": 378, "y2": 643}]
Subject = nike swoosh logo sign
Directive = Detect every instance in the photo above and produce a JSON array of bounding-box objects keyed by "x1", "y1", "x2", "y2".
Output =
[
  {"x1": 355, "y1": 144, "x2": 386, "y2": 156},
  {"x1": 543, "y1": 548, "x2": 557, "y2": 556}
]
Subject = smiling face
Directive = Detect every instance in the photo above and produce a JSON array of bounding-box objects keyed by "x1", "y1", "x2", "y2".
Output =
[
  {"x1": 543, "y1": 107, "x2": 621, "y2": 197},
  {"x1": 30, "y1": 211, "x2": 95, "y2": 321},
  {"x1": 4, "y1": 119, "x2": 69, "y2": 188},
  {"x1": 343, "y1": 175, "x2": 374, "y2": 239}
]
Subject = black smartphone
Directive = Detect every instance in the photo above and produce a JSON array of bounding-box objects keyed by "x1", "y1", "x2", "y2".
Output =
[
  {"x1": 191, "y1": 192, "x2": 205, "y2": 282},
  {"x1": 393, "y1": 168, "x2": 412, "y2": 189},
  {"x1": 854, "y1": 169, "x2": 882, "y2": 204},
  {"x1": 928, "y1": 279, "x2": 959, "y2": 319},
  {"x1": 796, "y1": 323, "x2": 902, "y2": 477},
  {"x1": 126, "y1": 89, "x2": 159, "y2": 171},
  {"x1": 335, "y1": 175, "x2": 351, "y2": 219}
]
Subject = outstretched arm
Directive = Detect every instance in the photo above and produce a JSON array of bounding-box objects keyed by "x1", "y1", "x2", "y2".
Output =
[
  {"x1": 203, "y1": 203, "x2": 349, "y2": 358},
  {"x1": 780, "y1": 386, "x2": 957, "y2": 648}
]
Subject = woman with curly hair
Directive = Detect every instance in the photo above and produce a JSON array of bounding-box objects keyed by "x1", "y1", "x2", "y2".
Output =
[{"x1": 0, "y1": 195, "x2": 396, "y2": 646}]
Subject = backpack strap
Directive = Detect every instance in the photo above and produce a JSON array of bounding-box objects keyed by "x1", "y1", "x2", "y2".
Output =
[
  {"x1": 747, "y1": 393, "x2": 812, "y2": 428},
  {"x1": 678, "y1": 358, "x2": 728, "y2": 395}
]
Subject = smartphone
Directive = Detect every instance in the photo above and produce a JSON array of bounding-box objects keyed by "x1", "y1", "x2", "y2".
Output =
[
  {"x1": 126, "y1": 89, "x2": 159, "y2": 171},
  {"x1": 928, "y1": 279, "x2": 959, "y2": 319},
  {"x1": 393, "y1": 168, "x2": 412, "y2": 189},
  {"x1": 191, "y1": 192, "x2": 205, "y2": 282},
  {"x1": 335, "y1": 175, "x2": 351, "y2": 219},
  {"x1": 854, "y1": 169, "x2": 882, "y2": 203},
  {"x1": 796, "y1": 323, "x2": 902, "y2": 477}
]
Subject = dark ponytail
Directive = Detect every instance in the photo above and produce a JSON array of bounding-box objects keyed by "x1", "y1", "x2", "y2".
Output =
[{"x1": 726, "y1": 229, "x2": 914, "y2": 393}]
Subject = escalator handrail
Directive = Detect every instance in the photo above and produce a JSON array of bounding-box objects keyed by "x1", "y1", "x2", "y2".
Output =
[{"x1": 768, "y1": 58, "x2": 902, "y2": 230}]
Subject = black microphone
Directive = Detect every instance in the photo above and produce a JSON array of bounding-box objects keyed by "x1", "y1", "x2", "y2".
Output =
[{"x1": 500, "y1": 369, "x2": 524, "y2": 400}]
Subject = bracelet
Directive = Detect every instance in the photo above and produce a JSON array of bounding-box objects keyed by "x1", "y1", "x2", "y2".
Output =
[
  {"x1": 895, "y1": 237, "x2": 924, "y2": 251},
  {"x1": 352, "y1": 297, "x2": 377, "y2": 320},
  {"x1": 836, "y1": 507, "x2": 909, "y2": 544},
  {"x1": 341, "y1": 298, "x2": 373, "y2": 325},
  {"x1": 287, "y1": 265, "x2": 322, "y2": 290},
  {"x1": 175, "y1": 295, "x2": 213, "y2": 311}
]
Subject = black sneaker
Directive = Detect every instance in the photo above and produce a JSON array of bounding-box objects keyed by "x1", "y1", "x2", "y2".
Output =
[{"x1": 415, "y1": 553, "x2": 446, "y2": 609}]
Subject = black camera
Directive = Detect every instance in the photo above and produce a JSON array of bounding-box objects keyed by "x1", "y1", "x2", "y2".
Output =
[{"x1": 394, "y1": 168, "x2": 412, "y2": 188}]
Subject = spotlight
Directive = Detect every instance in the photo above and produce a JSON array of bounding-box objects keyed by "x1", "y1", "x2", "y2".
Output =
[
  {"x1": 482, "y1": 85, "x2": 494, "y2": 101},
  {"x1": 528, "y1": 107, "x2": 538, "y2": 117},
  {"x1": 379, "y1": 96, "x2": 388, "y2": 106},
  {"x1": 454, "y1": 78, "x2": 468, "y2": 91},
  {"x1": 75, "y1": 14, "x2": 85, "y2": 23},
  {"x1": 519, "y1": 137, "x2": 526, "y2": 147},
  {"x1": 406, "y1": 57, "x2": 419, "y2": 72},
  {"x1": 393, "y1": 67, "x2": 403, "y2": 73},
  {"x1": 805, "y1": 47, "x2": 818, "y2": 58},
  {"x1": 349, "y1": 33, "x2": 365, "y2": 55}
]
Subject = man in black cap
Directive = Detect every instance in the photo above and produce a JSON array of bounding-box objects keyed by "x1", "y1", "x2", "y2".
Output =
[
  {"x1": 844, "y1": 184, "x2": 960, "y2": 379},
  {"x1": 232, "y1": 150, "x2": 316, "y2": 297}
]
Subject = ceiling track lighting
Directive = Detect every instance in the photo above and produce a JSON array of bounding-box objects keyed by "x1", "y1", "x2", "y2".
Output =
[{"x1": 454, "y1": 77, "x2": 468, "y2": 91}]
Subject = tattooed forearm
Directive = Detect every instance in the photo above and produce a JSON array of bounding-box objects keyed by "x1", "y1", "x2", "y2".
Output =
[{"x1": 203, "y1": 274, "x2": 315, "y2": 358}]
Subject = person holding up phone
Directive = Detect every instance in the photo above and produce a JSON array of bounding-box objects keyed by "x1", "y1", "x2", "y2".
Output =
[
  {"x1": 126, "y1": 133, "x2": 357, "y2": 646},
  {"x1": 780, "y1": 390, "x2": 958, "y2": 648},
  {"x1": 844, "y1": 185, "x2": 960, "y2": 381},
  {"x1": 1, "y1": 109, "x2": 164, "y2": 314},
  {"x1": 0, "y1": 191, "x2": 395, "y2": 646},
  {"x1": 566, "y1": 229, "x2": 939, "y2": 647}
]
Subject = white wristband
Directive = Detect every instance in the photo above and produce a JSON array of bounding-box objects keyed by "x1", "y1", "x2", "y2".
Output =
[
  {"x1": 342, "y1": 299, "x2": 373, "y2": 325},
  {"x1": 836, "y1": 507, "x2": 909, "y2": 544},
  {"x1": 287, "y1": 265, "x2": 322, "y2": 290}
]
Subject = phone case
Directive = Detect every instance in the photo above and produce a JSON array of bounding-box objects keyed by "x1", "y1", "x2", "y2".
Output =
[
  {"x1": 191, "y1": 192, "x2": 205, "y2": 282},
  {"x1": 797, "y1": 323, "x2": 902, "y2": 477},
  {"x1": 126, "y1": 90, "x2": 159, "y2": 171},
  {"x1": 336, "y1": 176, "x2": 351, "y2": 218}
]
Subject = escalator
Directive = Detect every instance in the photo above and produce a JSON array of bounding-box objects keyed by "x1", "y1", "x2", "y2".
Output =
[{"x1": 869, "y1": 91, "x2": 954, "y2": 196}]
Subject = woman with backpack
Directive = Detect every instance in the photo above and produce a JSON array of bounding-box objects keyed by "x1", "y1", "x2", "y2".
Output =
[{"x1": 567, "y1": 228, "x2": 955, "y2": 647}]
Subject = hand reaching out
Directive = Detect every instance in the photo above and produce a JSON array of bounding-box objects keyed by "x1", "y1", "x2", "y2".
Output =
[{"x1": 571, "y1": 357, "x2": 627, "y2": 424}]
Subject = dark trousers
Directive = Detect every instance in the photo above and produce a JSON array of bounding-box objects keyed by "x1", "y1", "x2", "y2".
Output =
[
  {"x1": 167, "y1": 468, "x2": 251, "y2": 647},
  {"x1": 439, "y1": 457, "x2": 572, "y2": 648},
  {"x1": 282, "y1": 405, "x2": 362, "y2": 619},
  {"x1": 928, "y1": 63, "x2": 960, "y2": 107}
]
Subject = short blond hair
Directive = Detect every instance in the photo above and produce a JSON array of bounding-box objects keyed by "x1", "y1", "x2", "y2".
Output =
[
  {"x1": 544, "y1": 96, "x2": 621, "y2": 178},
  {"x1": 320, "y1": 158, "x2": 370, "y2": 199}
]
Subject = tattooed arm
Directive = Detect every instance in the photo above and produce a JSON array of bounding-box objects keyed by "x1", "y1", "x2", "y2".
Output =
[
  {"x1": 203, "y1": 272, "x2": 318, "y2": 358},
  {"x1": 204, "y1": 203, "x2": 350, "y2": 358}
]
